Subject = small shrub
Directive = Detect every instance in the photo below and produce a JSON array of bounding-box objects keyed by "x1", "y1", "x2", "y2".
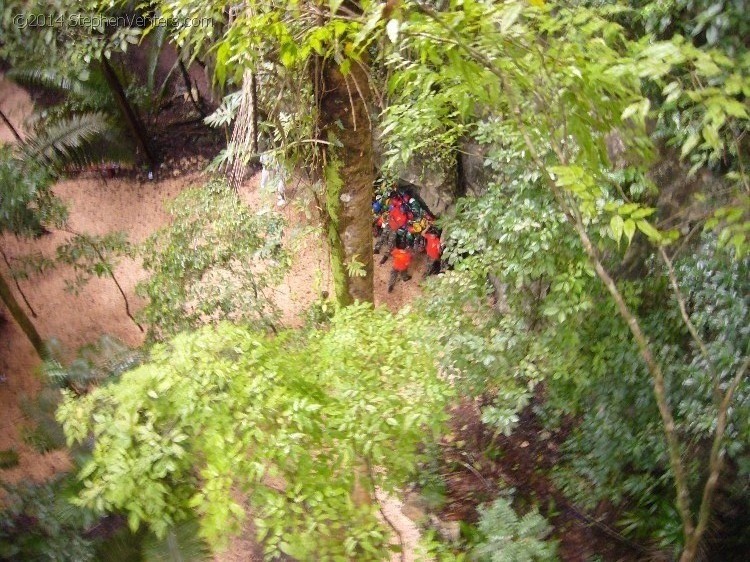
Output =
[
  {"x1": 471, "y1": 490, "x2": 558, "y2": 562},
  {"x1": 20, "y1": 388, "x2": 67, "y2": 453},
  {"x1": 0, "y1": 477, "x2": 98, "y2": 562},
  {"x1": 0, "y1": 449, "x2": 19, "y2": 469}
]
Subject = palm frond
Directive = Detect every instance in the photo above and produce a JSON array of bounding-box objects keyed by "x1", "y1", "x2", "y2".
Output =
[
  {"x1": 147, "y1": 24, "x2": 168, "y2": 93},
  {"x1": 64, "y1": 125, "x2": 137, "y2": 169},
  {"x1": 6, "y1": 67, "x2": 86, "y2": 97},
  {"x1": 22, "y1": 112, "x2": 116, "y2": 170},
  {"x1": 8, "y1": 66, "x2": 119, "y2": 114}
]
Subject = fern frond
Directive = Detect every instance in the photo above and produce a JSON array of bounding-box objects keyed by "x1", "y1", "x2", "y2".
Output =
[
  {"x1": 22, "y1": 112, "x2": 114, "y2": 169},
  {"x1": 7, "y1": 67, "x2": 86, "y2": 97}
]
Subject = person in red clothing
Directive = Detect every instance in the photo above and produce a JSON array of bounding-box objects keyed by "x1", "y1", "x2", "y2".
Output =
[
  {"x1": 379, "y1": 199, "x2": 410, "y2": 264},
  {"x1": 422, "y1": 226, "x2": 442, "y2": 278},
  {"x1": 388, "y1": 201, "x2": 408, "y2": 231},
  {"x1": 388, "y1": 237, "x2": 413, "y2": 293}
]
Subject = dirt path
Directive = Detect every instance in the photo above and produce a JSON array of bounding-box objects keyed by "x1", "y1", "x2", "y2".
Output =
[{"x1": 378, "y1": 490, "x2": 429, "y2": 562}]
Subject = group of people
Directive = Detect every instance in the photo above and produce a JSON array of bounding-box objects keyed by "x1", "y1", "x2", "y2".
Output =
[{"x1": 372, "y1": 189, "x2": 443, "y2": 293}]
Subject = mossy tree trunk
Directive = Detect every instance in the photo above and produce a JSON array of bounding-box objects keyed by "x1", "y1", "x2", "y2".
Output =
[
  {"x1": 0, "y1": 270, "x2": 47, "y2": 359},
  {"x1": 318, "y1": 57, "x2": 374, "y2": 305}
]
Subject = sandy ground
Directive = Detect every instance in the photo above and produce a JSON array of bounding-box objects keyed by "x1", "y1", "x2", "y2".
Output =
[
  {"x1": 0, "y1": 75, "x2": 32, "y2": 143},
  {"x1": 0, "y1": 74, "x2": 426, "y2": 560}
]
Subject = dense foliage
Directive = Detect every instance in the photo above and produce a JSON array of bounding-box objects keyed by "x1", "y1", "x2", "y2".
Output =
[
  {"x1": 2, "y1": 0, "x2": 749, "y2": 559},
  {"x1": 547, "y1": 235, "x2": 750, "y2": 550},
  {"x1": 57, "y1": 305, "x2": 450, "y2": 559},
  {"x1": 0, "y1": 146, "x2": 63, "y2": 236},
  {"x1": 377, "y1": 0, "x2": 749, "y2": 557},
  {"x1": 0, "y1": 477, "x2": 99, "y2": 562}
]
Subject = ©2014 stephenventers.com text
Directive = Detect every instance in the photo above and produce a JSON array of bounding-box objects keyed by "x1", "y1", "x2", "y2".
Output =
[{"x1": 11, "y1": 12, "x2": 212, "y2": 30}]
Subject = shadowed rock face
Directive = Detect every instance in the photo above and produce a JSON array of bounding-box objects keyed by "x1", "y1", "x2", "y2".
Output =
[
  {"x1": 398, "y1": 153, "x2": 457, "y2": 216},
  {"x1": 460, "y1": 140, "x2": 493, "y2": 199},
  {"x1": 373, "y1": 137, "x2": 492, "y2": 216}
]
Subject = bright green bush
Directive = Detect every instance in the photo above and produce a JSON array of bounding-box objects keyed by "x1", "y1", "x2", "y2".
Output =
[{"x1": 57, "y1": 304, "x2": 450, "y2": 560}]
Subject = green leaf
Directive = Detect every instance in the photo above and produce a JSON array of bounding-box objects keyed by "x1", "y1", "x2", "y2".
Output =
[
  {"x1": 617, "y1": 203, "x2": 639, "y2": 216},
  {"x1": 723, "y1": 99, "x2": 748, "y2": 119},
  {"x1": 499, "y1": 2, "x2": 523, "y2": 33},
  {"x1": 610, "y1": 215, "x2": 624, "y2": 244},
  {"x1": 128, "y1": 511, "x2": 140, "y2": 533},
  {"x1": 681, "y1": 133, "x2": 700, "y2": 158},
  {"x1": 630, "y1": 207, "x2": 655, "y2": 220},
  {"x1": 621, "y1": 102, "x2": 640, "y2": 121},
  {"x1": 636, "y1": 220, "x2": 661, "y2": 241},
  {"x1": 623, "y1": 219, "x2": 636, "y2": 243}
]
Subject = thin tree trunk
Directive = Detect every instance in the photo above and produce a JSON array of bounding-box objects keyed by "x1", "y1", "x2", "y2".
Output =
[
  {"x1": 319, "y1": 58, "x2": 374, "y2": 305},
  {"x1": 250, "y1": 72, "x2": 259, "y2": 155},
  {"x1": 0, "y1": 269, "x2": 46, "y2": 359},
  {"x1": 455, "y1": 139, "x2": 467, "y2": 198},
  {"x1": 0, "y1": 108, "x2": 23, "y2": 143},
  {"x1": 100, "y1": 56, "x2": 157, "y2": 170},
  {"x1": 178, "y1": 59, "x2": 206, "y2": 118},
  {"x1": 0, "y1": 247, "x2": 36, "y2": 317}
]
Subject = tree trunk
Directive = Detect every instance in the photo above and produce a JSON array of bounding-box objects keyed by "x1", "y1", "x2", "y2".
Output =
[
  {"x1": 100, "y1": 56, "x2": 157, "y2": 170},
  {"x1": 0, "y1": 269, "x2": 47, "y2": 359},
  {"x1": 179, "y1": 58, "x2": 207, "y2": 118},
  {"x1": 455, "y1": 140, "x2": 467, "y2": 199},
  {"x1": 319, "y1": 58, "x2": 374, "y2": 305},
  {"x1": 250, "y1": 72, "x2": 259, "y2": 155}
]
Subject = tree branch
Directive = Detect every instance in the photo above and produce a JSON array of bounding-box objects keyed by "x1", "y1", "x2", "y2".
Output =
[
  {"x1": 659, "y1": 246, "x2": 721, "y2": 405},
  {"x1": 689, "y1": 356, "x2": 749, "y2": 557},
  {"x1": 61, "y1": 229, "x2": 144, "y2": 333}
]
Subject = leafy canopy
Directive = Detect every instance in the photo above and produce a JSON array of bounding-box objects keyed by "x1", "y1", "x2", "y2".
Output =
[
  {"x1": 380, "y1": 0, "x2": 749, "y2": 553},
  {"x1": 58, "y1": 304, "x2": 450, "y2": 560}
]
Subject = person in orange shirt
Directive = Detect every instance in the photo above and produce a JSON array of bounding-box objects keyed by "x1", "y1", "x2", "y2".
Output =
[
  {"x1": 422, "y1": 226, "x2": 443, "y2": 278},
  {"x1": 388, "y1": 237, "x2": 413, "y2": 293},
  {"x1": 388, "y1": 202, "x2": 408, "y2": 231},
  {"x1": 378, "y1": 197, "x2": 409, "y2": 263}
]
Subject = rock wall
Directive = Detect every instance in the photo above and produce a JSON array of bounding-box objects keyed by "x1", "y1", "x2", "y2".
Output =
[
  {"x1": 398, "y1": 153, "x2": 457, "y2": 216},
  {"x1": 374, "y1": 136, "x2": 493, "y2": 216},
  {"x1": 460, "y1": 140, "x2": 492, "y2": 198}
]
